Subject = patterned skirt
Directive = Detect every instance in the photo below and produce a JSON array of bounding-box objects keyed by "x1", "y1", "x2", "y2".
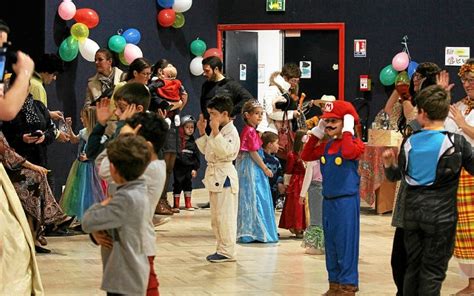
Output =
[{"x1": 454, "y1": 169, "x2": 474, "y2": 266}]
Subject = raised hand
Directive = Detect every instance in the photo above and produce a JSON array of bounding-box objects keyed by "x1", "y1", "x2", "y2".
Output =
[
  {"x1": 310, "y1": 118, "x2": 327, "y2": 139},
  {"x1": 96, "y1": 98, "x2": 113, "y2": 126},
  {"x1": 437, "y1": 70, "x2": 454, "y2": 92},
  {"x1": 197, "y1": 113, "x2": 207, "y2": 136}
]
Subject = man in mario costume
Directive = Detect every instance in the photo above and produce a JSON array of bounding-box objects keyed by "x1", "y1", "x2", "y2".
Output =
[{"x1": 301, "y1": 100, "x2": 365, "y2": 296}]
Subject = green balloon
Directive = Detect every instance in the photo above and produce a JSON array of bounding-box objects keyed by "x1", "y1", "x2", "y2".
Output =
[
  {"x1": 59, "y1": 36, "x2": 79, "y2": 62},
  {"x1": 108, "y1": 35, "x2": 127, "y2": 53},
  {"x1": 172, "y1": 13, "x2": 185, "y2": 29},
  {"x1": 190, "y1": 39, "x2": 207, "y2": 56},
  {"x1": 119, "y1": 51, "x2": 129, "y2": 65},
  {"x1": 395, "y1": 71, "x2": 410, "y2": 85},
  {"x1": 379, "y1": 64, "x2": 398, "y2": 86}
]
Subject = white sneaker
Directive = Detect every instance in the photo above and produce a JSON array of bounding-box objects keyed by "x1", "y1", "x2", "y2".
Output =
[{"x1": 153, "y1": 216, "x2": 171, "y2": 229}]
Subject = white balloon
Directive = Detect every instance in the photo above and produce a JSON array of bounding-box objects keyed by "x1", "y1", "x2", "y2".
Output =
[
  {"x1": 189, "y1": 56, "x2": 203, "y2": 76},
  {"x1": 78, "y1": 38, "x2": 100, "y2": 62},
  {"x1": 172, "y1": 0, "x2": 192, "y2": 13}
]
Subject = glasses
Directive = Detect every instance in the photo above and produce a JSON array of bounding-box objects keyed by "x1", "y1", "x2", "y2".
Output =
[
  {"x1": 140, "y1": 72, "x2": 152, "y2": 77},
  {"x1": 461, "y1": 77, "x2": 474, "y2": 84},
  {"x1": 288, "y1": 78, "x2": 300, "y2": 84}
]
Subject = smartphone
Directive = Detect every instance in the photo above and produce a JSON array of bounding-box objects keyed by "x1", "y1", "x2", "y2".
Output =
[
  {"x1": 30, "y1": 131, "x2": 44, "y2": 137},
  {"x1": 0, "y1": 47, "x2": 6, "y2": 83}
]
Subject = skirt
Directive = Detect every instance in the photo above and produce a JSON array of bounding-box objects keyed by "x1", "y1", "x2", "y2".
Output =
[{"x1": 455, "y1": 169, "x2": 474, "y2": 274}]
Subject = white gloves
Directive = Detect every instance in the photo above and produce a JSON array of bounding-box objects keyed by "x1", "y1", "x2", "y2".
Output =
[
  {"x1": 310, "y1": 119, "x2": 327, "y2": 139},
  {"x1": 342, "y1": 114, "x2": 355, "y2": 135}
]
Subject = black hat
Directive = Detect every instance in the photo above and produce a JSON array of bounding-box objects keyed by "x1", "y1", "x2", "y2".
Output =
[{"x1": 0, "y1": 19, "x2": 10, "y2": 34}]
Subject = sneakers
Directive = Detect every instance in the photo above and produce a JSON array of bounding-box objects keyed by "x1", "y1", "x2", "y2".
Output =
[
  {"x1": 206, "y1": 253, "x2": 236, "y2": 263},
  {"x1": 153, "y1": 216, "x2": 171, "y2": 228},
  {"x1": 155, "y1": 199, "x2": 174, "y2": 215},
  {"x1": 198, "y1": 202, "x2": 210, "y2": 209}
]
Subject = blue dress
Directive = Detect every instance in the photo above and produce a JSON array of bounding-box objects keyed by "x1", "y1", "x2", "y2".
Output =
[{"x1": 236, "y1": 125, "x2": 279, "y2": 243}]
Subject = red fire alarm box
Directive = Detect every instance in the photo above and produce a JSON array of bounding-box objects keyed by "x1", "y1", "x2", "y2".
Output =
[{"x1": 360, "y1": 75, "x2": 371, "y2": 91}]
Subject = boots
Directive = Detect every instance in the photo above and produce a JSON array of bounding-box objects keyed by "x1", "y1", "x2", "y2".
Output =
[
  {"x1": 173, "y1": 195, "x2": 180, "y2": 210},
  {"x1": 322, "y1": 282, "x2": 340, "y2": 296},
  {"x1": 336, "y1": 284, "x2": 358, "y2": 296},
  {"x1": 184, "y1": 196, "x2": 194, "y2": 211},
  {"x1": 155, "y1": 199, "x2": 174, "y2": 215}
]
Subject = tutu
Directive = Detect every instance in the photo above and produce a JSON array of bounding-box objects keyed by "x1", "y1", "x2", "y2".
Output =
[{"x1": 60, "y1": 159, "x2": 105, "y2": 221}]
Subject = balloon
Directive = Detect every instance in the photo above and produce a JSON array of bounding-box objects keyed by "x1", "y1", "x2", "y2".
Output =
[
  {"x1": 119, "y1": 51, "x2": 129, "y2": 66},
  {"x1": 70, "y1": 23, "x2": 89, "y2": 41},
  {"x1": 190, "y1": 39, "x2": 206, "y2": 56},
  {"x1": 58, "y1": 0, "x2": 76, "y2": 21},
  {"x1": 379, "y1": 64, "x2": 398, "y2": 86},
  {"x1": 157, "y1": 0, "x2": 175, "y2": 8},
  {"x1": 108, "y1": 35, "x2": 127, "y2": 53},
  {"x1": 123, "y1": 44, "x2": 143, "y2": 64},
  {"x1": 122, "y1": 28, "x2": 141, "y2": 45},
  {"x1": 58, "y1": 36, "x2": 79, "y2": 62},
  {"x1": 172, "y1": 13, "x2": 185, "y2": 29},
  {"x1": 74, "y1": 8, "x2": 100, "y2": 29},
  {"x1": 79, "y1": 38, "x2": 100, "y2": 62},
  {"x1": 189, "y1": 56, "x2": 204, "y2": 76},
  {"x1": 157, "y1": 9, "x2": 176, "y2": 27},
  {"x1": 395, "y1": 71, "x2": 410, "y2": 85},
  {"x1": 407, "y1": 61, "x2": 419, "y2": 79},
  {"x1": 392, "y1": 52, "x2": 409, "y2": 71},
  {"x1": 203, "y1": 48, "x2": 223, "y2": 61},
  {"x1": 172, "y1": 0, "x2": 192, "y2": 13}
]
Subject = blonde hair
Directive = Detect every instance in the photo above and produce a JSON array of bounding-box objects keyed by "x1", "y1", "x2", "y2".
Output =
[
  {"x1": 241, "y1": 99, "x2": 262, "y2": 124},
  {"x1": 81, "y1": 108, "x2": 98, "y2": 135},
  {"x1": 162, "y1": 65, "x2": 177, "y2": 79}
]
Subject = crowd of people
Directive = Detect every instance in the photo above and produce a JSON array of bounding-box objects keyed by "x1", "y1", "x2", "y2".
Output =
[{"x1": 2, "y1": 16, "x2": 474, "y2": 296}]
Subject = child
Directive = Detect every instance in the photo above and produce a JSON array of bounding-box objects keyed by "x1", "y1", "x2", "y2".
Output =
[
  {"x1": 60, "y1": 108, "x2": 105, "y2": 221},
  {"x1": 82, "y1": 134, "x2": 153, "y2": 295},
  {"x1": 382, "y1": 85, "x2": 474, "y2": 295},
  {"x1": 236, "y1": 100, "x2": 279, "y2": 243},
  {"x1": 299, "y1": 157, "x2": 324, "y2": 255},
  {"x1": 301, "y1": 100, "x2": 365, "y2": 295},
  {"x1": 261, "y1": 131, "x2": 285, "y2": 209},
  {"x1": 173, "y1": 115, "x2": 200, "y2": 211},
  {"x1": 156, "y1": 65, "x2": 184, "y2": 127},
  {"x1": 279, "y1": 130, "x2": 307, "y2": 238},
  {"x1": 196, "y1": 95, "x2": 240, "y2": 263}
]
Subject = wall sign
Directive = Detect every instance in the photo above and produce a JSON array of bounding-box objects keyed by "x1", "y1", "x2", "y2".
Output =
[
  {"x1": 240, "y1": 64, "x2": 247, "y2": 81},
  {"x1": 354, "y1": 39, "x2": 367, "y2": 57},
  {"x1": 299, "y1": 61, "x2": 311, "y2": 79},
  {"x1": 266, "y1": 0, "x2": 285, "y2": 11},
  {"x1": 445, "y1": 47, "x2": 470, "y2": 66}
]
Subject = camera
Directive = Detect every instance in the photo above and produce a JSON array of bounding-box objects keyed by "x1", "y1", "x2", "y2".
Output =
[{"x1": 0, "y1": 42, "x2": 18, "y2": 83}]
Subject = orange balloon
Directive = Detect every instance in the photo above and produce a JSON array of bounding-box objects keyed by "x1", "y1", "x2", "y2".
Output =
[
  {"x1": 203, "y1": 48, "x2": 223, "y2": 61},
  {"x1": 74, "y1": 8, "x2": 100, "y2": 29}
]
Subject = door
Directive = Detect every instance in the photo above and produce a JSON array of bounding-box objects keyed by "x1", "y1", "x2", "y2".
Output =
[
  {"x1": 224, "y1": 31, "x2": 258, "y2": 98},
  {"x1": 284, "y1": 30, "x2": 339, "y2": 102}
]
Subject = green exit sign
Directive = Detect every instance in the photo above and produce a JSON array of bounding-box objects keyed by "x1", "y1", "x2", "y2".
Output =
[{"x1": 267, "y1": 0, "x2": 285, "y2": 11}]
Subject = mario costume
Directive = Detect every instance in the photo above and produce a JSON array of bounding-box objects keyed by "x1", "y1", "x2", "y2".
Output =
[{"x1": 301, "y1": 100, "x2": 364, "y2": 295}]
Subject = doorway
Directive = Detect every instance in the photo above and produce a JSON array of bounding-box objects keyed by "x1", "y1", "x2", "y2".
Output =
[{"x1": 217, "y1": 23, "x2": 345, "y2": 101}]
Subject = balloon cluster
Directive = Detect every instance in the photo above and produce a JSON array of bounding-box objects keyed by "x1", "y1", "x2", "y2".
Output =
[
  {"x1": 189, "y1": 38, "x2": 223, "y2": 76},
  {"x1": 156, "y1": 0, "x2": 192, "y2": 29},
  {"x1": 108, "y1": 29, "x2": 143, "y2": 66},
  {"x1": 379, "y1": 37, "x2": 419, "y2": 86},
  {"x1": 57, "y1": 0, "x2": 101, "y2": 62}
]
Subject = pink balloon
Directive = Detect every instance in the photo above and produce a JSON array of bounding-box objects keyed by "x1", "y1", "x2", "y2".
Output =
[
  {"x1": 123, "y1": 44, "x2": 143, "y2": 64},
  {"x1": 58, "y1": 0, "x2": 76, "y2": 21},
  {"x1": 392, "y1": 52, "x2": 409, "y2": 71}
]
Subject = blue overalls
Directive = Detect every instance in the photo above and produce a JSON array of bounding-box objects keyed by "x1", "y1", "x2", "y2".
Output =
[{"x1": 320, "y1": 140, "x2": 360, "y2": 286}]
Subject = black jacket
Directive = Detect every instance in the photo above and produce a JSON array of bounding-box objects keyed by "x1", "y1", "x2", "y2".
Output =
[
  {"x1": 385, "y1": 131, "x2": 474, "y2": 229},
  {"x1": 200, "y1": 77, "x2": 253, "y2": 119},
  {"x1": 175, "y1": 134, "x2": 200, "y2": 171}
]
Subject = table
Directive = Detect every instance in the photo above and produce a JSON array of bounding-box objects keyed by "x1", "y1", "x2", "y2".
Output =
[{"x1": 358, "y1": 145, "x2": 398, "y2": 214}]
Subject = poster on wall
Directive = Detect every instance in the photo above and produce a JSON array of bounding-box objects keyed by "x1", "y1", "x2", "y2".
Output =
[
  {"x1": 354, "y1": 39, "x2": 367, "y2": 57},
  {"x1": 266, "y1": 0, "x2": 285, "y2": 11},
  {"x1": 299, "y1": 61, "x2": 311, "y2": 79},
  {"x1": 240, "y1": 64, "x2": 247, "y2": 81},
  {"x1": 445, "y1": 47, "x2": 470, "y2": 66},
  {"x1": 258, "y1": 64, "x2": 265, "y2": 83}
]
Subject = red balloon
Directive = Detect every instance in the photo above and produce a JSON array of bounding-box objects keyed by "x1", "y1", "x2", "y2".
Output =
[
  {"x1": 157, "y1": 9, "x2": 176, "y2": 27},
  {"x1": 203, "y1": 48, "x2": 223, "y2": 61},
  {"x1": 74, "y1": 8, "x2": 100, "y2": 29}
]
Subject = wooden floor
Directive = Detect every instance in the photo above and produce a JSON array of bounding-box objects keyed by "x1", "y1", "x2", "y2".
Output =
[{"x1": 37, "y1": 189, "x2": 466, "y2": 295}]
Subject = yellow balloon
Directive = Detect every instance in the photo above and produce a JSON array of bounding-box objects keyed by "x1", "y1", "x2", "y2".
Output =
[{"x1": 71, "y1": 23, "x2": 89, "y2": 41}]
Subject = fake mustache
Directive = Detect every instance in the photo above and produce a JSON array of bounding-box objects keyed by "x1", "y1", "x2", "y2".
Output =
[{"x1": 325, "y1": 126, "x2": 337, "y2": 131}]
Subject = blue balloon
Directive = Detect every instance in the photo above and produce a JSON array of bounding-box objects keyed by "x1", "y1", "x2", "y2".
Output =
[
  {"x1": 122, "y1": 28, "x2": 141, "y2": 45},
  {"x1": 407, "y1": 61, "x2": 419, "y2": 79},
  {"x1": 157, "y1": 0, "x2": 175, "y2": 8}
]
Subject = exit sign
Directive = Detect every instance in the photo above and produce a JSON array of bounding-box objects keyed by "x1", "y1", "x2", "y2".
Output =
[{"x1": 267, "y1": 0, "x2": 285, "y2": 11}]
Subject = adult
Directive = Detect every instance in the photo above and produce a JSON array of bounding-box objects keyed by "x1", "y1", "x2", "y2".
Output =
[
  {"x1": 124, "y1": 57, "x2": 153, "y2": 84},
  {"x1": 444, "y1": 58, "x2": 474, "y2": 295},
  {"x1": 149, "y1": 59, "x2": 188, "y2": 215},
  {"x1": 0, "y1": 18, "x2": 43, "y2": 295},
  {"x1": 84, "y1": 48, "x2": 125, "y2": 108}
]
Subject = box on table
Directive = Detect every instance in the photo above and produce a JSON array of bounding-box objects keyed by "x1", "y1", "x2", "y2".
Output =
[{"x1": 367, "y1": 129, "x2": 403, "y2": 147}]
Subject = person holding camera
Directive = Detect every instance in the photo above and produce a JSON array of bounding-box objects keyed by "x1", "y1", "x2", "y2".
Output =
[{"x1": 0, "y1": 19, "x2": 44, "y2": 295}]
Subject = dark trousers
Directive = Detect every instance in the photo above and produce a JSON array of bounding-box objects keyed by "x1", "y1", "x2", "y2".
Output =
[
  {"x1": 403, "y1": 222, "x2": 456, "y2": 296},
  {"x1": 391, "y1": 227, "x2": 407, "y2": 296}
]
